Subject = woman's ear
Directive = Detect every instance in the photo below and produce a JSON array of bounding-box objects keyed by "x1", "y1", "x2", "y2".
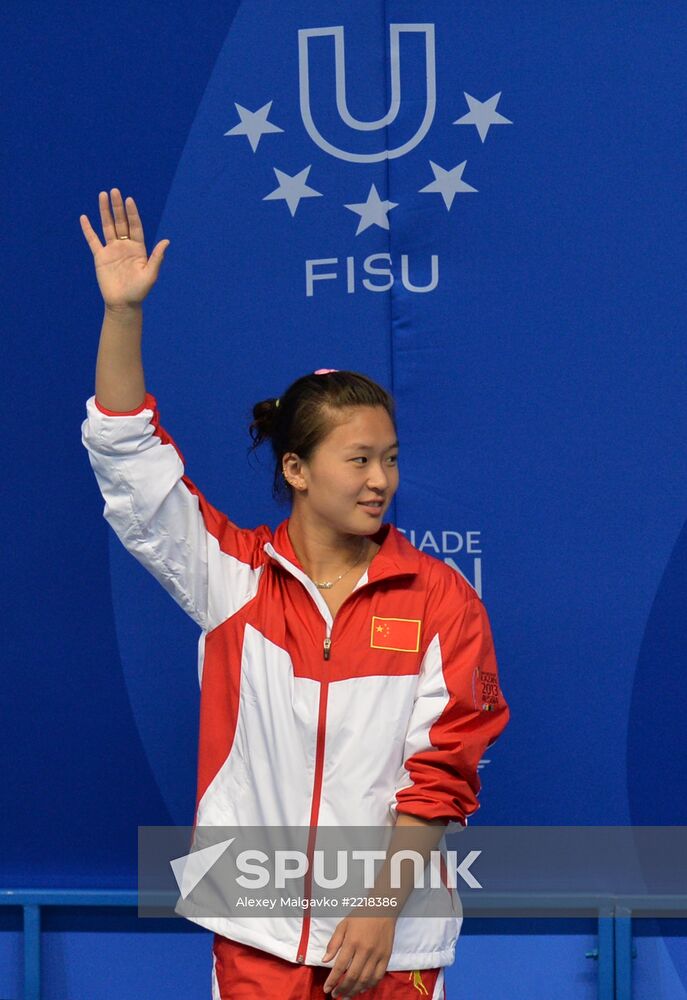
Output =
[{"x1": 282, "y1": 453, "x2": 306, "y2": 492}]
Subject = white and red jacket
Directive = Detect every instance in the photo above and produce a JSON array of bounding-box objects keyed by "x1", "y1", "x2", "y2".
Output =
[{"x1": 81, "y1": 391, "x2": 509, "y2": 970}]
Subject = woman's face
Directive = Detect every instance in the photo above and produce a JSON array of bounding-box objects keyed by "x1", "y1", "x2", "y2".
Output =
[{"x1": 286, "y1": 405, "x2": 399, "y2": 535}]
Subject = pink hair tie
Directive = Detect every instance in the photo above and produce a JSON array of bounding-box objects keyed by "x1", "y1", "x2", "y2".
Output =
[{"x1": 313, "y1": 368, "x2": 338, "y2": 375}]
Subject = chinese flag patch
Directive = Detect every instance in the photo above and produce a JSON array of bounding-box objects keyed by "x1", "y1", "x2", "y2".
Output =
[{"x1": 370, "y1": 616, "x2": 422, "y2": 652}]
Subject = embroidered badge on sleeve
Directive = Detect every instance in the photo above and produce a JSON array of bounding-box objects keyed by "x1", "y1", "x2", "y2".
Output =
[{"x1": 473, "y1": 665, "x2": 501, "y2": 711}]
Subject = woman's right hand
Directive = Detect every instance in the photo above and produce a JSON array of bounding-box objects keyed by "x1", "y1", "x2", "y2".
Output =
[{"x1": 79, "y1": 188, "x2": 170, "y2": 310}]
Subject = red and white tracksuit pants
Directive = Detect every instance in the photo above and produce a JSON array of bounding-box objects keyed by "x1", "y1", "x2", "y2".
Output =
[{"x1": 212, "y1": 935, "x2": 446, "y2": 999}]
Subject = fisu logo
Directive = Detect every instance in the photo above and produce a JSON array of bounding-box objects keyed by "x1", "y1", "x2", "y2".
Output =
[
  {"x1": 224, "y1": 22, "x2": 512, "y2": 297},
  {"x1": 298, "y1": 24, "x2": 436, "y2": 162}
]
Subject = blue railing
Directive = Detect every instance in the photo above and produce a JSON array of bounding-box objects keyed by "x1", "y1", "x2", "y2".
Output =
[
  {"x1": 1, "y1": 889, "x2": 137, "y2": 1000},
  {"x1": 1, "y1": 889, "x2": 683, "y2": 1000}
]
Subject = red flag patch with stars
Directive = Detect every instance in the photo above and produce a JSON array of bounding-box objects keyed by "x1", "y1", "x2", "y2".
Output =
[{"x1": 370, "y1": 616, "x2": 422, "y2": 652}]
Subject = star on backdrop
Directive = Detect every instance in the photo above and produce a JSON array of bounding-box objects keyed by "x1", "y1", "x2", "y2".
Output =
[
  {"x1": 224, "y1": 101, "x2": 284, "y2": 152},
  {"x1": 225, "y1": 89, "x2": 511, "y2": 229},
  {"x1": 454, "y1": 92, "x2": 512, "y2": 143},
  {"x1": 344, "y1": 183, "x2": 399, "y2": 235},
  {"x1": 262, "y1": 165, "x2": 322, "y2": 217},
  {"x1": 419, "y1": 160, "x2": 477, "y2": 210}
]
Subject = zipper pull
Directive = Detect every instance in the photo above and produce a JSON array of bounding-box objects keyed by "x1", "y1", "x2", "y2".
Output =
[{"x1": 323, "y1": 637, "x2": 331, "y2": 660}]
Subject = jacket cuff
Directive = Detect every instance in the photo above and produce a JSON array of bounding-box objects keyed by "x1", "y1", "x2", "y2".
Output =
[
  {"x1": 94, "y1": 392, "x2": 157, "y2": 416},
  {"x1": 395, "y1": 802, "x2": 467, "y2": 828}
]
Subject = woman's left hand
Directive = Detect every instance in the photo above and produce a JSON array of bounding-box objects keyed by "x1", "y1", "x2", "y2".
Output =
[{"x1": 322, "y1": 912, "x2": 397, "y2": 997}]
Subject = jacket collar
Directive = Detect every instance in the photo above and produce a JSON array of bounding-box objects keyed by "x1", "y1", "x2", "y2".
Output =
[{"x1": 264, "y1": 517, "x2": 420, "y2": 585}]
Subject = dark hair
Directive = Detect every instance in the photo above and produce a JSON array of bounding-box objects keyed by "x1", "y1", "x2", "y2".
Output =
[{"x1": 247, "y1": 370, "x2": 397, "y2": 505}]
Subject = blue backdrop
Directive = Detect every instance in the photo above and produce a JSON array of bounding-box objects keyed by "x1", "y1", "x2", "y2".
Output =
[{"x1": 2, "y1": 0, "x2": 686, "y2": 988}]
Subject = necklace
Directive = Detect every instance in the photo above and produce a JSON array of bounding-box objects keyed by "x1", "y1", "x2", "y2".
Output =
[{"x1": 311, "y1": 538, "x2": 369, "y2": 590}]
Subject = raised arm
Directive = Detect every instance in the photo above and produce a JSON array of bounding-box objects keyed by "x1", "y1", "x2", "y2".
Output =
[
  {"x1": 79, "y1": 189, "x2": 267, "y2": 637},
  {"x1": 79, "y1": 187, "x2": 169, "y2": 411}
]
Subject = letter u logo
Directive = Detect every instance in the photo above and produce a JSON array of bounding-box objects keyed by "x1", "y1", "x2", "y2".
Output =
[{"x1": 298, "y1": 24, "x2": 436, "y2": 162}]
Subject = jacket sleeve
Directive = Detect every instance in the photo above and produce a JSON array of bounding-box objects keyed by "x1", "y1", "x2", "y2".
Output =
[
  {"x1": 80, "y1": 392, "x2": 268, "y2": 632},
  {"x1": 390, "y1": 578, "x2": 510, "y2": 831}
]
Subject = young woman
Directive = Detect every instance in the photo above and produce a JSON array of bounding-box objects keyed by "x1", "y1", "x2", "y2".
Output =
[{"x1": 80, "y1": 189, "x2": 510, "y2": 999}]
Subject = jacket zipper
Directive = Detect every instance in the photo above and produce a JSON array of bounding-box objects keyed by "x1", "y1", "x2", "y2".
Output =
[
  {"x1": 296, "y1": 583, "x2": 375, "y2": 962},
  {"x1": 262, "y1": 541, "x2": 417, "y2": 963},
  {"x1": 321, "y1": 579, "x2": 377, "y2": 661},
  {"x1": 296, "y1": 662, "x2": 330, "y2": 962},
  {"x1": 272, "y1": 560, "x2": 412, "y2": 962}
]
